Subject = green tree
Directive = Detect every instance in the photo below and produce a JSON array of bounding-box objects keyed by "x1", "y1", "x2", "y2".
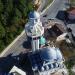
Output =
[
  {"x1": 6, "y1": 0, "x2": 13, "y2": 14},
  {"x1": 0, "y1": 0, "x2": 33, "y2": 52},
  {"x1": 0, "y1": 22, "x2": 5, "y2": 38},
  {"x1": 28, "y1": 0, "x2": 33, "y2": 11},
  {"x1": 0, "y1": 40, "x2": 5, "y2": 52},
  {"x1": 0, "y1": 0, "x2": 3, "y2": 13},
  {"x1": 11, "y1": 8, "x2": 22, "y2": 25}
]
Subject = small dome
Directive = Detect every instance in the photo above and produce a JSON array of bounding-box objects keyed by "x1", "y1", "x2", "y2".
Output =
[{"x1": 29, "y1": 11, "x2": 40, "y2": 18}]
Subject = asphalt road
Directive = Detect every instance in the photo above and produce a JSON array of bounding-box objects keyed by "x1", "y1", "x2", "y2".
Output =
[
  {"x1": 2, "y1": 33, "x2": 28, "y2": 57},
  {"x1": 41, "y1": 0, "x2": 68, "y2": 19},
  {"x1": 38, "y1": 0, "x2": 49, "y2": 12},
  {"x1": 1, "y1": 0, "x2": 68, "y2": 57}
]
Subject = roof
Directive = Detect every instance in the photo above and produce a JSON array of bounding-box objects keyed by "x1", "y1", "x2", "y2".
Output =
[
  {"x1": 9, "y1": 66, "x2": 26, "y2": 75},
  {"x1": 67, "y1": 7, "x2": 75, "y2": 15},
  {"x1": 44, "y1": 20, "x2": 66, "y2": 34},
  {"x1": 40, "y1": 47, "x2": 63, "y2": 61},
  {"x1": 29, "y1": 11, "x2": 40, "y2": 19},
  {"x1": 67, "y1": 24, "x2": 75, "y2": 36},
  {"x1": 25, "y1": 22, "x2": 44, "y2": 37},
  {"x1": 28, "y1": 47, "x2": 63, "y2": 72},
  {"x1": 39, "y1": 36, "x2": 46, "y2": 45},
  {"x1": 54, "y1": 23, "x2": 66, "y2": 33}
]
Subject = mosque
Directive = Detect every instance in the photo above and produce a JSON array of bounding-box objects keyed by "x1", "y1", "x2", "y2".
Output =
[{"x1": 9, "y1": 11, "x2": 66, "y2": 75}]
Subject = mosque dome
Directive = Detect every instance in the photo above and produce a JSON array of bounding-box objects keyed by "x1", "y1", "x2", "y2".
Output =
[
  {"x1": 29, "y1": 11, "x2": 40, "y2": 19},
  {"x1": 40, "y1": 47, "x2": 57, "y2": 61},
  {"x1": 40, "y1": 47, "x2": 63, "y2": 61}
]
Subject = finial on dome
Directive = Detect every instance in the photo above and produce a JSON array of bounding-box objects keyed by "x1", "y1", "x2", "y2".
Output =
[{"x1": 29, "y1": 11, "x2": 40, "y2": 19}]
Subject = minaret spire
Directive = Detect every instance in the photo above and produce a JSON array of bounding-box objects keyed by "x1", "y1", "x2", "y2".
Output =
[{"x1": 25, "y1": 11, "x2": 45, "y2": 52}]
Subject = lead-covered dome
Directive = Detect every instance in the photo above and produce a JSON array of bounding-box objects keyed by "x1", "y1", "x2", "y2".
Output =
[
  {"x1": 40, "y1": 47, "x2": 63, "y2": 61},
  {"x1": 40, "y1": 47, "x2": 57, "y2": 61},
  {"x1": 29, "y1": 11, "x2": 40, "y2": 19}
]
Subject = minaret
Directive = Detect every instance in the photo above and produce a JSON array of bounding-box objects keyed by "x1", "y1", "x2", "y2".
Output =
[{"x1": 25, "y1": 11, "x2": 45, "y2": 52}]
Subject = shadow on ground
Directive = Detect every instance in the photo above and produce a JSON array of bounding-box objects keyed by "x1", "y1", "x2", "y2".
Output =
[
  {"x1": 0, "y1": 53, "x2": 33, "y2": 75},
  {"x1": 56, "y1": 10, "x2": 75, "y2": 24},
  {"x1": 67, "y1": 19, "x2": 75, "y2": 24},
  {"x1": 23, "y1": 41, "x2": 31, "y2": 49}
]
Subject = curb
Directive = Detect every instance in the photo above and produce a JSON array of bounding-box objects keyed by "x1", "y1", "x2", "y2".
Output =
[{"x1": 41, "y1": 0, "x2": 55, "y2": 15}]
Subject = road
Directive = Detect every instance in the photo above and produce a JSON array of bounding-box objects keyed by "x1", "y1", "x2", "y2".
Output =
[
  {"x1": 1, "y1": 0, "x2": 68, "y2": 57},
  {"x1": 41, "y1": 0, "x2": 68, "y2": 19},
  {"x1": 38, "y1": 0, "x2": 50, "y2": 12}
]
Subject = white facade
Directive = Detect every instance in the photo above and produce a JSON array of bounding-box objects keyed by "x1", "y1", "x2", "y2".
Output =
[
  {"x1": 25, "y1": 11, "x2": 44, "y2": 37},
  {"x1": 9, "y1": 66, "x2": 26, "y2": 75},
  {"x1": 31, "y1": 39, "x2": 40, "y2": 51},
  {"x1": 25, "y1": 11, "x2": 44, "y2": 51},
  {"x1": 31, "y1": 39, "x2": 36, "y2": 51}
]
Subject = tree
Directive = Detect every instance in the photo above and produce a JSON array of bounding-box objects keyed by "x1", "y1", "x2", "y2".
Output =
[
  {"x1": 6, "y1": 0, "x2": 13, "y2": 14},
  {"x1": 28, "y1": 0, "x2": 34, "y2": 11},
  {"x1": 0, "y1": 0, "x2": 3, "y2": 13},
  {"x1": 0, "y1": 14, "x2": 7, "y2": 26},
  {"x1": 10, "y1": 8, "x2": 22, "y2": 25},
  {"x1": 0, "y1": 22, "x2": 5, "y2": 39},
  {"x1": 0, "y1": 0, "x2": 33, "y2": 52}
]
